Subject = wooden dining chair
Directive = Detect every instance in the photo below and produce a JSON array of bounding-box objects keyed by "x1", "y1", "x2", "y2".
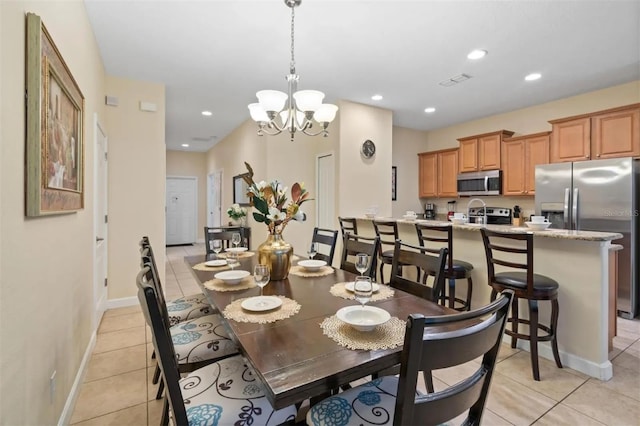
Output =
[
  {"x1": 203, "y1": 226, "x2": 245, "y2": 254},
  {"x1": 338, "y1": 217, "x2": 358, "y2": 239},
  {"x1": 306, "y1": 290, "x2": 514, "y2": 426},
  {"x1": 136, "y1": 266, "x2": 297, "y2": 426},
  {"x1": 311, "y1": 227, "x2": 339, "y2": 265},
  {"x1": 340, "y1": 233, "x2": 380, "y2": 280}
]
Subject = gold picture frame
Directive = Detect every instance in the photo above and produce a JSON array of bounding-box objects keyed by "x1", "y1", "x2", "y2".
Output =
[{"x1": 25, "y1": 13, "x2": 84, "y2": 216}]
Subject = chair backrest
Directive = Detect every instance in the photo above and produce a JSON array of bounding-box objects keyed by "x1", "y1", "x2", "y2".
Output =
[
  {"x1": 311, "y1": 227, "x2": 339, "y2": 265},
  {"x1": 372, "y1": 219, "x2": 399, "y2": 256},
  {"x1": 415, "y1": 223, "x2": 454, "y2": 272},
  {"x1": 389, "y1": 240, "x2": 448, "y2": 302},
  {"x1": 136, "y1": 266, "x2": 189, "y2": 424},
  {"x1": 480, "y1": 229, "x2": 534, "y2": 296},
  {"x1": 340, "y1": 233, "x2": 380, "y2": 280},
  {"x1": 393, "y1": 290, "x2": 513, "y2": 425},
  {"x1": 138, "y1": 245, "x2": 174, "y2": 328},
  {"x1": 338, "y1": 217, "x2": 358, "y2": 239},
  {"x1": 204, "y1": 226, "x2": 245, "y2": 254}
]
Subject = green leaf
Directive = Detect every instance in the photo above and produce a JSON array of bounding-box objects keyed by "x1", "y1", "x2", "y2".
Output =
[
  {"x1": 253, "y1": 196, "x2": 269, "y2": 215},
  {"x1": 253, "y1": 212, "x2": 268, "y2": 224}
]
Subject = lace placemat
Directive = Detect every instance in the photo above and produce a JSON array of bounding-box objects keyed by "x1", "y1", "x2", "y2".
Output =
[
  {"x1": 192, "y1": 262, "x2": 230, "y2": 272},
  {"x1": 289, "y1": 265, "x2": 335, "y2": 278},
  {"x1": 203, "y1": 277, "x2": 256, "y2": 292},
  {"x1": 320, "y1": 315, "x2": 406, "y2": 351},
  {"x1": 329, "y1": 282, "x2": 395, "y2": 301},
  {"x1": 222, "y1": 296, "x2": 301, "y2": 324},
  {"x1": 218, "y1": 251, "x2": 256, "y2": 259}
]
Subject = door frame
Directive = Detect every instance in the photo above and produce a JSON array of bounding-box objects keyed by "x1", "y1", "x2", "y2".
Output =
[
  {"x1": 315, "y1": 151, "x2": 336, "y2": 229},
  {"x1": 166, "y1": 176, "x2": 198, "y2": 244},
  {"x1": 93, "y1": 113, "x2": 108, "y2": 328},
  {"x1": 207, "y1": 169, "x2": 223, "y2": 228}
]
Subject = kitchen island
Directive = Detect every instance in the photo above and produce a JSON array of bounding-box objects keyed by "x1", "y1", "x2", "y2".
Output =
[{"x1": 355, "y1": 217, "x2": 622, "y2": 380}]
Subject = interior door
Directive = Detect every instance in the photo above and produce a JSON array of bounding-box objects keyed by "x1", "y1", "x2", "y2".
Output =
[
  {"x1": 93, "y1": 115, "x2": 108, "y2": 326},
  {"x1": 207, "y1": 170, "x2": 222, "y2": 227},
  {"x1": 166, "y1": 177, "x2": 197, "y2": 245},
  {"x1": 316, "y1": 153, "x2": 335, "y2": 230}
]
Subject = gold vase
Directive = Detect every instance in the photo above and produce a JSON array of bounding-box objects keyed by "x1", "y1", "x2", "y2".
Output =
[{"x1": 257, "y1": 232, "x2": 293, "y2": 280}]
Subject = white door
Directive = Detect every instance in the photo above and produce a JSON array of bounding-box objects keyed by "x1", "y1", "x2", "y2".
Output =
[
  {"x1": 93, "y1": 114, "x2": 108, "y2": 327},
  {"x1": 166, "y1": 177, "x2": 198, "y2": 245},
  {"x1": 317, "y1": 153, "x2": 335, "y2": 229},
  {"x1": 207, "y1": 170, "x2": 223, "y2": 227}
]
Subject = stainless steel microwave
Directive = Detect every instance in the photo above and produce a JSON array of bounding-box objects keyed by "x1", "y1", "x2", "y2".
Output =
[{"x1": 457, "y1": 170, "x2": 502, "y2": 196}]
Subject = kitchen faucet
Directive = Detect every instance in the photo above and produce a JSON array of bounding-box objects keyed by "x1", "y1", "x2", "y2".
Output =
[{"x1": 467, "y1": 198, "x2": 486, "y2": 225}]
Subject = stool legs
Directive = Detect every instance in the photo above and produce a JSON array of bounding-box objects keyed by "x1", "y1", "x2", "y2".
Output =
[
  {"x1": 446, "y1": 277, "x2": 474, "y2": 311},
  {"x1": 551, "y1": 298, "x2": 563, "y2": 368},
  {"x1": 529, "y1": 299, "x2": 540, "y2": 381},
  {"x1": 511, "y1": 297, "x2": 519, "y2": 349}
]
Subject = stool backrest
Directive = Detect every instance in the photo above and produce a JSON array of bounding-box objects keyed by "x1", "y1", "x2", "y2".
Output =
[
  {"x1": 415, "y1": 223, "x2": 454, "y2": 272},
  {"x1": 311, "y1": 227, "x2": 339, "y2": 265},
  {"x1": 338, "y1": 217, "x2": 358, "y2": 239},
  {"x1": 204, "y1": 226, "x2": 245, "y2": 254},
  {"x1": 340, "y1": 233, "x2": 380, "y2": 279},
  {"x1": 390, "y1": 240, "x2": 448, "y2": 302},
  {"x1": 372, "y1": 219, "x2": 399, "y2": 256},
  {"x1": 480, "y1": 229, "x2": 534, "y2": 297}
]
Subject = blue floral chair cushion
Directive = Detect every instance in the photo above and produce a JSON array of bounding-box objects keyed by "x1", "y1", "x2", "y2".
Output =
[
  {"x1": 179, "y1": 355, "x2": 297, "y2": 425},
  {"x1": 167, "y1": 293, "x2": 217, "y2": 326},
  {"x1": 170, "y1": 314, "x2": 238, "y2": 364}
]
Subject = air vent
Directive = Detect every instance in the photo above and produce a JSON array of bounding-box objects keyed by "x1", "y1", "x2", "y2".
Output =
[
  {"x1": 439, "y1": 73, "x2": 472, "y2": 87},
  {"x1": 191, "y1": 136, "x2": 218, "y2": 142}
]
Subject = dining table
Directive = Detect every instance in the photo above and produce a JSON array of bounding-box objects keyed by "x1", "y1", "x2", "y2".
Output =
[{"x1": 186, "y1": 252, "x2": 456, "y2": 410}]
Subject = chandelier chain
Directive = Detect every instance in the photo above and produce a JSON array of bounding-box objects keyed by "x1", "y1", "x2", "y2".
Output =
[{"x1": 290, "y1": 6, "x2": 296, "y2": 74}]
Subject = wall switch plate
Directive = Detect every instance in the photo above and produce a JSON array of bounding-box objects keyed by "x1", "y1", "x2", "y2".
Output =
[{"x1": 139, "y1": 101, "x2": 157, "y2": 112}]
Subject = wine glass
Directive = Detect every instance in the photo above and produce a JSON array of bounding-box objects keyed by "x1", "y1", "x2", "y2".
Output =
[
  {"x1": 253, "y1": 264, "x2": 271, "y2": 306},
  {"x1": 353, "y1": 276, "x2": 373, "y2": 309},
  {"x1": 227, "y1": 252, "x2": 240, "y2": 270},
  {"x1": 212, "y1": 239, "x2": 223, "y2": 259},
  {"x1": 355, "y1": 253, "x2": 369, "y2": 276},
  {"x1": 231, "y1": 233, "x2": 241, "y2": 249},
  {"x1": 307, "y1": 242, "x2": 318, "y2": 260}
]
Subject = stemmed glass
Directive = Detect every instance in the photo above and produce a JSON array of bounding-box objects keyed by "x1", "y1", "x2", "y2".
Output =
[
  {"x1": 212, "y1": 239, "x2": 222, "y2": 259},
  {"x1": 307, "y1": 242, "x2": 318, "y2": 260},
  {"x1": 253, "y1": 264, "x2": 271, "y2": 306},
  {"x1": 353, "y1": 276, "x2": 373, "y2": 309},
  {"x1": 227, "y1": 252, "x2": 240, "y2": 270},
  {"x1": 231, "y1": 233, "x2": 241, "y2": 249},
  {"x1": 355, "y1": 253, "x2": 369, "y2": 276}
]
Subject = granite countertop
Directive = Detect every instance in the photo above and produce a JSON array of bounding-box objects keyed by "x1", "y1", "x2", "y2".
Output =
[{"x1": 360, "y1": 217, "x2": 623, "y2": 242}]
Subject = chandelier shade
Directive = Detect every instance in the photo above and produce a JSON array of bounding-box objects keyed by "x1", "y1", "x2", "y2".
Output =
[{"x1": 248, "y1": 0, "x2": 337, "y2": 140}]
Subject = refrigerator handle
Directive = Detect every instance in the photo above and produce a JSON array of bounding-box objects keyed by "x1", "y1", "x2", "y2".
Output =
[
  {"x1": 572, "y1": 188, "x2": 579, "y2": 230},
  {"x1": 563, "y1": 187, "x2": 570, "y2": 229}
]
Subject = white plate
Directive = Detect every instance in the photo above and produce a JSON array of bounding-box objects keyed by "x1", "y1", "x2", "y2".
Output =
[
  {"x1": 241, "y1": 296, "x2": 283, "y2": 312},
  {"x1": 344, "y1": 281, "x2": 381, "y2": 293},
  {"x1": 336, "y1": 305, "x2": 391, "y2": 332},
  {"x1": 205, "y1": 259, "x2": 227, "y2": 267},
  {"x1": 525, "y1": 221, "x2": 551, "y2": 231},
  {"x1": 226, "y1": 247, "x2": 248, "y2": 253},
  {"x1": 214, "y1": 270, "x2": 250, "y2": 285},
  {"x1": 298, "y1": 259, "x2": 327, "y2": 271}
]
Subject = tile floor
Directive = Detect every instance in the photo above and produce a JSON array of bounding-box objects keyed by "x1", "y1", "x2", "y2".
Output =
[{"x1": 70, "y1": 244, "x2": 640, "y2": 425}]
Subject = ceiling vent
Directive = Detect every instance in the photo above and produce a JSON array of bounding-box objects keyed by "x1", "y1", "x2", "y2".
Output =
[
  {"x1": 439, "y1": 73, "x2": 472, "y2": 87},
  {"x1": 191, "y1": 136, "x2": 218, "y2": 143}
]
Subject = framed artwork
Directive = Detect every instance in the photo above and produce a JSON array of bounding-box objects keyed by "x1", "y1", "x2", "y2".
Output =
[
  {"x1": 392, "y1": 166, "x2": 397, "y2": 201},
  {"x1": 233, "y1": 173, "x2": 251, "y2": 206},
  {"x1": 25, "y1": 13, "x2": 85, "y2": 216}
]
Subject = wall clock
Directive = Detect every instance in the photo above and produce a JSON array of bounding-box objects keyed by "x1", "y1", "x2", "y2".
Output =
[{"x1": 361, "y1": 139, "x2": 376, "y2": 159}]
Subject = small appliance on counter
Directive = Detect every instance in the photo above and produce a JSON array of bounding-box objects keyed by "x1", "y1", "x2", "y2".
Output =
[
  {"x1": 447, "y1": 200, "x2": 456, "y2": 221},
  {"x1": 424, "y1": 203, "x2": 437, "y2": 220},
  {"x1": 468, "y1": 207, "x2": 512, "y2": 225}
]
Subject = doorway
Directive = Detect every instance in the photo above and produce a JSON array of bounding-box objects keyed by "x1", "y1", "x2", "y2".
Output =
[
  {"x1": 166, "y1": 176, "x2": 198, "y2": 245},
  {"x1": 207, "y1": 170, "x2": 223, "y2": 227},
  {"x1": 93, "y1": 114, "x2": 108, "y2": 328},
  {"x1": 316, "y1": 152, "x2": 335, "y2": 229}
]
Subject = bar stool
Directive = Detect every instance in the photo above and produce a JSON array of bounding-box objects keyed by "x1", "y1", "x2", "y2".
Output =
[
  {"x1": 480, "y1": 229, "x2": 562, "y2": 381},
  {"x1": 338, "y1": 217, "x2": 358, "y2": 240},
  {"x1": 415, "y1": 223, "x2": 474, "y2": 311},
  {"x1": 372, "y1": 220, "x2": 419, "y2": 283}
]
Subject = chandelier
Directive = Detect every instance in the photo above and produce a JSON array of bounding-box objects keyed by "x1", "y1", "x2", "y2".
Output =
[{"x1": 248, "y1": 0, "x2": 338, "y2": 141}]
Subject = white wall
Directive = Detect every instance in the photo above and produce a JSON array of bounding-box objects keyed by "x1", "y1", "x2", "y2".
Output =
[{"x1": 166, "y1": 150, "x2": 207, "y2": 237}]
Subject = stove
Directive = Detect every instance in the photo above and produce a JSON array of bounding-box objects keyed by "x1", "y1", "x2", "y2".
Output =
[{"x1": 467, "y1": 207, "x2": 512, "y2": 225}]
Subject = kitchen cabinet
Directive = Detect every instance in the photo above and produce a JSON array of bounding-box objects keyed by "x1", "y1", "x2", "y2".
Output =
[
  {"x1": 502, "y1": 132, "x2": 550, "y2": 196},
  {"x1": 418, "y1": 148, "x2": 458, "y2": 197},
  {"x1": 549, "y1": 104, "x2": 640, "y2": 163},
  {"x1": 458, "y1": 130, "x2": 514, "y2": 172}
]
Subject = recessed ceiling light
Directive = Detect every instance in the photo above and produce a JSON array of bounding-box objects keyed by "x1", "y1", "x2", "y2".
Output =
[
  {"x1": 467, "y1": 49, "x2": 487, "y2": 60},
  {"x1": 201, "y1": 111, "x2": 212, "y2": 116},
  {"x1": 424, "y1": 107, "x2": 436, "y2": 113},
  {"x1": 181, "y1": 143, "x2": 189, "y2": 147},
  {"x1": 371, "y1": 94, "x2": 383, "y2": 101},
  {"x1": 525, "y1": 73, "x2": 542, "y2": 81}
]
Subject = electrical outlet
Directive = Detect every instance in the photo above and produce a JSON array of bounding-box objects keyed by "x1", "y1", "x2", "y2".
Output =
[{"x1": 50, "y1": 370, "x2": 56, "y2": 403}]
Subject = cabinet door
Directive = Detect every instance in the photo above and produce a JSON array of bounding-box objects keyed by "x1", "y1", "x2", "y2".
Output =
[
  {"x1": 525, "y1": 134, "x2": 550, "y2": 194},
  {"x1": 502, "y1": 140, "x2": 525, "y2": 195},
  {"x1": 458, "y1": 139, "x2": 478, "y2": 172},
  {"x1": 479, "y1": 133, "x2": 502, "y2": 170},
  {"x1": 592, "y1": 108, "x2": 640, "y2": 159},
  {"x1": 550, "y1": 118, "x2": 590, "y2": 163},
  {"x1": 418, "y1": 153, "x2": 437, "y2": 197},
  {"x1": 438, "y1": 150, "x2": 459, "y2": 197}
]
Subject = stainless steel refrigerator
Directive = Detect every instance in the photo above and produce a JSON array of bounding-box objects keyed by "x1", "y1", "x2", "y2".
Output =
[{"x1": 535, "y1": 157, "x2": 639, "y2": 319}]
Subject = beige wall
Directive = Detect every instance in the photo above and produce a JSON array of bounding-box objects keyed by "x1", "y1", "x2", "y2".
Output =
[
  {"x1": 0, "y1": 1, "x2": 105, "y2": 423},
  {"x1": 392, "y1": 126, "x2": 428, "y2": 217},
  {"x1": 105, "y1": 76, "x2": 166, "y2": 300},
  {"x1": 166, "y1": 150, "x2": 207, "y2": 237}
]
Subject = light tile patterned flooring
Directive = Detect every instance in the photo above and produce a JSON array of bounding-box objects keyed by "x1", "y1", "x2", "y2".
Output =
[{"x1": 71, "y1": 244, "x2": 640, "y2": 425}]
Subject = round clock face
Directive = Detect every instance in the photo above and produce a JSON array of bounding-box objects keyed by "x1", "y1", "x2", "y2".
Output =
[{"x1": 361, "y1": 140, "x2": 376, "y2": 158}]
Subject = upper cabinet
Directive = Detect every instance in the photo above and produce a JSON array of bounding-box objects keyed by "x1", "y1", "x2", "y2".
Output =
[
  {"x1": 458, "y1": 130, "x2": 514, "y2": 172},
  {"x1": 418, "y1": 149, "x2": 458, "y2": 198},
  {"x1": 549, "y1": 104, "x2": 640, "y2": 163},
  {"x1": 502, "y1": 132, "x2": 550, "y2": 196}
]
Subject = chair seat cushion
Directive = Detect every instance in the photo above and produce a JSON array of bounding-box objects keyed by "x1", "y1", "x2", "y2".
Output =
[
  {"x1": 182, "y1": 355, "x2": 297, "y2": 425},
  {"x1": 494, "y1": 272, "x2": 559, "y2": 290},
  {"x1": 450, "y1": 259, "x2": 474, "y2": 273},
  {"x1": 381, "y1": 250, "x2": 395, "y2": 259},
  {"x1": 167, "y1": 293, "x2": 218, "y2": 326},
  {"x1": 307, "y1": 376, "x2": 408, "y2": 425},
  {"x1": 169, "y1": 314, "x2": 238, "y2": 364}
]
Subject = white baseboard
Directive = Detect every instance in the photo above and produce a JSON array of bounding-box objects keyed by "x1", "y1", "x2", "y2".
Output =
[
  {"x1": 58, "y1": 330, "x2": 97, "y2": 425},
  {"x1": 106, "y1": 296, "x2": 139, "y2": 309}
]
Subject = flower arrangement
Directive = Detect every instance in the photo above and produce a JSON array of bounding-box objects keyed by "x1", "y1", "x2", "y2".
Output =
[
  {"x1": 226, "y1": 203, "x2": 247, "y2": 221},
  {"x1": 241, "y1": 162, "x2": 311, "y2": 235}
]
